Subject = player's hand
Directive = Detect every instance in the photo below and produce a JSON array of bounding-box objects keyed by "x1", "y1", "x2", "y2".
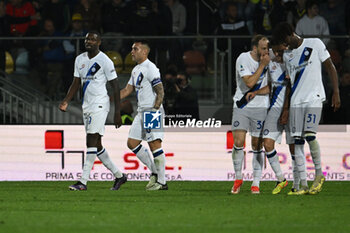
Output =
[
  {"x1": 114, "y1": 112, "x2": 122, "y2": 129},
  {"x1": 332, "y1": 91, "x2": 341, "y2": 112},
  {"x1": 279, "y1": 109, "x2": 289, "y2": 125},
  {"x1": 260, "y1": 53, "x2": 270, "y2": 67},
  {"x1": 246, "y1": 92, "x2": 256, "y2": 102},
  {"x1": 59, "y1": 101, "x2": 68, "y2": 112}
]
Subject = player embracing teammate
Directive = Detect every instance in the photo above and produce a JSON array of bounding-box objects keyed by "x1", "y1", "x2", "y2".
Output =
[{"x1": 230, "y1": 23, "x2": 340, "y2": 194}]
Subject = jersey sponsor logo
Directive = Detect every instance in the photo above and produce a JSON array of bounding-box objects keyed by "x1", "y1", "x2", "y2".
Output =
[
  {"x1": 143, "y1": 110, "x2": 162, "y2": 129},
  {"x1": 291, "y1": 47, "x2": 313, "y2": 95},
  {"x1": 239, "y1": 64, "x2": 245, "y2": 72}
]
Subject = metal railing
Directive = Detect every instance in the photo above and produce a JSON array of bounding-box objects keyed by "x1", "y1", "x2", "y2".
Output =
[
  {"x1": 1, "y1": 34, "x2": 349, "y2": 124},
  {"x1": 0, "y1": 71, "x2": 82, "y2": 124}
]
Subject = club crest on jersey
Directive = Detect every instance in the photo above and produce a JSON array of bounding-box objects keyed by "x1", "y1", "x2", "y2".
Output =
[{"x1": 233, "y1": 121, "x2": 240, "y2": 127}]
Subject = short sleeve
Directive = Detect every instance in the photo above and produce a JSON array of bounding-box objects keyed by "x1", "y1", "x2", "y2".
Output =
[
  {"x1": 73, "y1": 57, "x2": 79, "y2": 77},
  {"x1": 315, "y1": 39, "x2": 330, "y2": 63},
  {"x1": 127, "y1": 76, "x2": 134, "y2": 86},
  {"x1": 104, "y1": 57, "x2": 118, "y2": 81},
  {"x1": 236, "y1": 54, "x2": 253, "y2": 78},
  {"x1": 147, "y1": 64, "x2": 162, "y2": 87}
]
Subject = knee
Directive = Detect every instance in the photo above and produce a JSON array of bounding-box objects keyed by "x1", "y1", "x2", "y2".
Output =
[
  {"x1": 251, "y1": 138, "x2": 263, "y2": 151},
  {"x1": 127, "y1": 139, "x2": 138, "y2": 150},
  {"x1": 263, "y1": 138, "x2": 274, "y2": 152},
  {"x1": 234, "y1": 138, "x2": 245, "y2": 148}
]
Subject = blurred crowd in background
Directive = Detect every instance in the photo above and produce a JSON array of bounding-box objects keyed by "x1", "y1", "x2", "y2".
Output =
[{"x1": 0, "y1": 0, "x2": 349, "y2": 123}]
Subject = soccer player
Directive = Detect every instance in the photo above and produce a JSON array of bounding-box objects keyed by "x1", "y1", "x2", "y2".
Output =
[
  {"x1": 120, "y1": 40, "x2": 167, "y2": 191},
  {"x1": 231, "y1": 34, "x2": 270, "y2": 194},
  {"x1": 272, "y1": 22, "x2": 341, "y2": 195},
  {"x1": 246, "y1": 42, "x2": 298, "y2": 194},
  {"x1": 59, "y1": 31, "x2": 127, "y2": 191}
]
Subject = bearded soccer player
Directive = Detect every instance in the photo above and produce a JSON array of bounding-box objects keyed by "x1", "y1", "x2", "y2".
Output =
[
  {"x1": 231, "y1": 34, "x2": 270, "y2": 194},
  {"x1": 120, "y1": 40, "x2": 167, "y2": 191}
]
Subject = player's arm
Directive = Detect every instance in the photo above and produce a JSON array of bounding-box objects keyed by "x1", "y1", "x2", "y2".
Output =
[
  {"x1": 323, "y1": 58, "x2": 341, "y2": 112},
  {"x1": 153, "y1": 83, "x2": 164, "y2": 109},
  {"x1": 109, "y1": 79, "x2": 122, "y2": 128},
  {"x1": 279, "y1": 78, "x2": 291, "y2": 125},
  {"x1": 242, "y1": 53, "x2": 270, "y2": 88},
  {"x1": 120, "y1": 84, "x2": 134, "y2": 99},
  {"x1": 245, "y1": 84, "x2": 270, "y2": 101},
  {"x1": 59, "y1": 77, "x2": 81, "y2": 112}
]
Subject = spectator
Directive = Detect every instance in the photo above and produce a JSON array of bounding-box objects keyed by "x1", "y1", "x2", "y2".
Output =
[
  {"x1": 163, "y1": 66, "x2": 178, "y2": 118},
  {"x1": 164, "y1": 0, "x2": 186, "y2": 71},
  {"x1": 216, "y1": 2, "x2": 250, "y2": 58},
  {"x1": 319, "y1": 0, "x2": 347, "y2": 55},
  {"x1": 285, "y1": 0, "x2": 306, "y2": 27},
  {"x1": 5, "y1": 0, "x2": 39, "y2": 36},
  {"x1": 183, "y1": 0, "x2": 221, "y2": 35},
  {"x1": 164, "y1": 0, "x2": 186, "y2": 35},
  {"x1": 41, "y1": 0, "x2": 70, "y2": 33},
  {"x1": 216, "y1": 2, "x2": 250, "y2": 87},
  {"x1": 101, "y1": 0, "x2": 128, "y2": 33},
  {"x1": 74, "y1": 0, "x2": 101, "y2": 31},
  {"x1": 253, "y1": 0, "x2": 287, "y2": 35},
  {"x1": 173, "y1": 71, "x2": 199, "y2": 121},
  {"x1": 295, "y1": 0, "x2": 330, "y2": 46},
  {"x1": 62, "y1": 13, "x2": 87, "y2": 92},
  {"x1": 37, "y1": 19, "x2": 65, "y2": 99}
]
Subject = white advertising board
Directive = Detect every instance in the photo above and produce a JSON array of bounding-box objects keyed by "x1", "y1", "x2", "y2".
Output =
[{"x1": 0, "y1": 125, "x2": 349, "y2": 181}]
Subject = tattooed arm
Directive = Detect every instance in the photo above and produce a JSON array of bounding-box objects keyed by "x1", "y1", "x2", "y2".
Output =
[{"x1": 153, "y1": 83, "x2": 164, "y2": 109}]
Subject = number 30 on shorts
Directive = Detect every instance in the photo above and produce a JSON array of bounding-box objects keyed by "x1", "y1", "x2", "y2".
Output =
[{"x1": 257, "y1": 120, "x2": 264, "y2": 130}]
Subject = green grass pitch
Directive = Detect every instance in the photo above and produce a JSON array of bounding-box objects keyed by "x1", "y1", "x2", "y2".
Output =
[{"x1": 0, "y1": 181, "x2": 349, "y2": 233}]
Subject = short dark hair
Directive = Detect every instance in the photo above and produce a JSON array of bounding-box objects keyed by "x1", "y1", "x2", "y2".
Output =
[
  {"x1": 134, "y1": 39, "x2": 150, "y2": 47},
  {"x1": 177, "y1": 71, "x2": 191, "y2": 81},
  {"x1": 251, "y1": 34, "x2": 267, "y2": 49},
  {"x1": 87, "y1": 31, "x2": 101, "y2": 40},
  {"x1": 306, "y1": 0, "x2": 318, "y2": 11},
  {"x1": 272, "y1": 22, "x2": 294, "y2": 45}
]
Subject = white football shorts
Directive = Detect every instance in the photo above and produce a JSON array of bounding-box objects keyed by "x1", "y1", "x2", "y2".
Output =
[
  {"x1": 289, "y1": 99, "x2": 323, "y2": 137},
  {"x1": 231, "y1": 107, "x2": 267, "y2": 138},
  {"x1": 83, "y1": 109, "x2": 109, "y2": 136},
  {"x1": 128, "y1": 111, "x2": 164, "y2": 142}
]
